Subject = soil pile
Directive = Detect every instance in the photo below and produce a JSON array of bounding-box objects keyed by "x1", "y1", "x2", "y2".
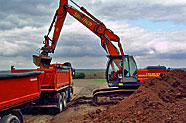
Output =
[{"x1": 86, "y1": 70, "x2": 186, "y2": 123}]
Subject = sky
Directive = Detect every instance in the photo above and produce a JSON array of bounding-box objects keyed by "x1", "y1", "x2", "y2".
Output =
[{"x1": 0, "y1": 0, "x2": 186, "y2": 70}]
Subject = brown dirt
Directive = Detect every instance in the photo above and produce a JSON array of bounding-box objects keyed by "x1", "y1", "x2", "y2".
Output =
[
  {"x1": 23, "y1": 79, "x2": 108, "y2": 123},
  {"x1": 85, "y1": 70, "x2": 186, "y2": 123}
]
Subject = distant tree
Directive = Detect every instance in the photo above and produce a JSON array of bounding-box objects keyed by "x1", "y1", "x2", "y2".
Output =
[{"x1": 75, "y1": 72, "x2": 85, "y2": 79}]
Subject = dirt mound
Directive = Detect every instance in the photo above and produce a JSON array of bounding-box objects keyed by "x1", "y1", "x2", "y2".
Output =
[{"x1": 85, "y1": 70, "x2": 186, "y2": 123}]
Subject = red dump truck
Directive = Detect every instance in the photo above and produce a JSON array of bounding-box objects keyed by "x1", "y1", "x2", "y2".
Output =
[
  {"x1": 0, "y1": 62, "x2": 74, "y2": 123},
  {"x1": 138, "y1": 66, "x2": 168, "y2": 82},
  {"x1": 11, "y1": 63, "x2": 74, "y2": 113},
  {"x1": 0, "y1": 71, "x2": 41, "y2": 123}
]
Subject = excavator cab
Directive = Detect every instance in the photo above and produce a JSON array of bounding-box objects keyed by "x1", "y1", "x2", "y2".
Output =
[{"x1": 106, "y1": 55, "x2": 140, "y2": 88}]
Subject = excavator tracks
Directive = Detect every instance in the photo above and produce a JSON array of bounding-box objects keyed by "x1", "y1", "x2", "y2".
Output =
[{"x1": 92, "y1": 88, "x2": 136, "y2": 105}]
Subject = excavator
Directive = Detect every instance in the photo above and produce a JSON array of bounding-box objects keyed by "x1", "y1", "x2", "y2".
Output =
[{"x1": 33, "y1": 0, "x2": 141, "y2": 104}]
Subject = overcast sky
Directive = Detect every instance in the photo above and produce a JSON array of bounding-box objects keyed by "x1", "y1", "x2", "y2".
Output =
[{"x1": 0, "y1": 0, "x2": 186, "y2": 70}]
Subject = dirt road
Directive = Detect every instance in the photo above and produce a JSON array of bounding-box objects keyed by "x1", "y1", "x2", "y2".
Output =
[{"x1": 24, "y1": 79, "x2": 108, "y2": 123}]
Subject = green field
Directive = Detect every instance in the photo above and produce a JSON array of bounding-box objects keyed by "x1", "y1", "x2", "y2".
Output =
[
  {"x1": 93, "y1": 79, "x2": 107, "y2": 82},
  {"x1": 75, "y1": 69, "x2": 105, "y2": 79}
]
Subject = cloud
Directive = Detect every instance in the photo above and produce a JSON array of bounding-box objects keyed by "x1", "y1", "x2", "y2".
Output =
[
  {"x1": 0, "y1": 56, "x2": 36, "y2": 70},
  {"x1": 0, "y1": 0, "x2": 59, "y2": 30},
  {"x1": 1, "y1": 0, "x2": 185, "y2": 30},
  {"x1": 53, "y1": 56, "x2": 107, "y2": 69},
  {"x1": 113, "y1": 22, "x2": 186, "y2": 58},
  {"x1": 86, "y1": 0, "x2": 186, "y2": 24},
  {"x1": 2, "y1": 20, "x2": 185, "y2": 59},
  {"x1": 0, "y1": 26, "x2": 47, "y2": 57}
]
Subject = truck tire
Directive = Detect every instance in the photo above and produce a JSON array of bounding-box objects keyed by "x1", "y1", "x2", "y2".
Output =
[
  {"x1": 55, "y1": 93, "x2": 63, "y2": 114},
  {"x1": 0, "y1": 115, "x2": 20, "y2": 123},
  {"x1": 61, "y1": 92, "x2": 67, "y2": 109},
  {"x1": 11, "y1": 109, "x2": 23, "y2": 123},
  {"x1": 67, "y1": 87, "x2": 73, "y2": 102}
]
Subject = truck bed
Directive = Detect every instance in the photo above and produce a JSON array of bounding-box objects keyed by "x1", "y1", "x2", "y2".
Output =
[
  {"x1": 11, "y1": 64, "x2": 73, "y2": 92},
  {"x1": 0, "y1": 71, "x2": 41, "y2": 112}
]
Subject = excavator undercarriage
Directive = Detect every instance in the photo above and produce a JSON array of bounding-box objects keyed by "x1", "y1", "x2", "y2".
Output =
[{"x1": 92, "y1": 87, "x2": 137, "y2": 105}]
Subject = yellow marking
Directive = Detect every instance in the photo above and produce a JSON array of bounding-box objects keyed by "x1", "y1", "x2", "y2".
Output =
[
  {"x1": 138, "y1": 73, "x2": 161, "y2": 77},
  {"x1": 73, "y1": 12, "x2": 92, "y2": 27},
  {"x1": 148, "y1": 73, "x2": 160, "y2": 77},
  {"x1": 119, "y1": 83, "x2": 123, "y2": 86},
  {"x1": 138, "y1": 74, "x2": 148, "y2": 77}
]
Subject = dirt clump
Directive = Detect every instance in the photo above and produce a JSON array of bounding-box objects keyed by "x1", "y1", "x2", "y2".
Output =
[{"x1": 85, "y1": 70, "x2": 186, "y2": 123}]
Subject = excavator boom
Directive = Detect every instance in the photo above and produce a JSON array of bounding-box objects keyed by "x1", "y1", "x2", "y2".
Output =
[
  {"x1": 65, "y1": 4, "x2": 124, "y2": 55},
  {"x1": 33, "y1": 0, "x2": 124, "y2": 68}
]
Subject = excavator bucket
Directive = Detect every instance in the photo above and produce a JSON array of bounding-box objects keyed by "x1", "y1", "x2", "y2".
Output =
[{"x1": 33, "y1": 55, "x2": 52, "y2": 69}]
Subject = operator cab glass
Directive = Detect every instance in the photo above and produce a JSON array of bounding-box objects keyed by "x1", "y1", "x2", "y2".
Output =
[
  {"x1": 106, "y1": 55, "x2": 138, "y2": 87},
  {"x1": 123, "y1": 56, "x2": 137, "y2": 77}
]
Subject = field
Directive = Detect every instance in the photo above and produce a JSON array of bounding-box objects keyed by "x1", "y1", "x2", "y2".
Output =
[{"x1": 75, "y1": 69, "x2": 105, "y2": 79}]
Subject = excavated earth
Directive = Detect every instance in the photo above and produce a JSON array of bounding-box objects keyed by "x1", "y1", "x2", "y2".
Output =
[{"x1": 85, "y1": 70, "x2": 186, "y2": 123}]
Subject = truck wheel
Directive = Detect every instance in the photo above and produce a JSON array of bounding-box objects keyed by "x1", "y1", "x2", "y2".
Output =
[
  {"x1": 65, "y1": 90, "x2": 69, "y2": 100},
  {"x1": 55, "y1": 93, "x2": 63, "y2": 113},
  {"x1": 11, "y1": 109, "x2": 23, "y2": 123},
  {"x1": 61, "y1": 92, "x2": 67, "y2": 108},
  {"x1": 67, "y1": 87, "x2": 73, "y2": 102},
  {"x1": 0, "y1": 115, "x2": 20, "y2": 123}
]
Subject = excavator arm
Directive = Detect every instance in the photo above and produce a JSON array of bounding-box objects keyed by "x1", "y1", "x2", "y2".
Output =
[
  {"x1": 65, "y1": 4, "x2": 124, "y2": 55},
  {"x1": 33, "y1": 0, "x2": 124, "y2": 68}
]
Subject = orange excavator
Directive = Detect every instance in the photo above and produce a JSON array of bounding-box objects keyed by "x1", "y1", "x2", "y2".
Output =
[{"x1": 33, "y1": 0, "x2": 141, "y2": 104}]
